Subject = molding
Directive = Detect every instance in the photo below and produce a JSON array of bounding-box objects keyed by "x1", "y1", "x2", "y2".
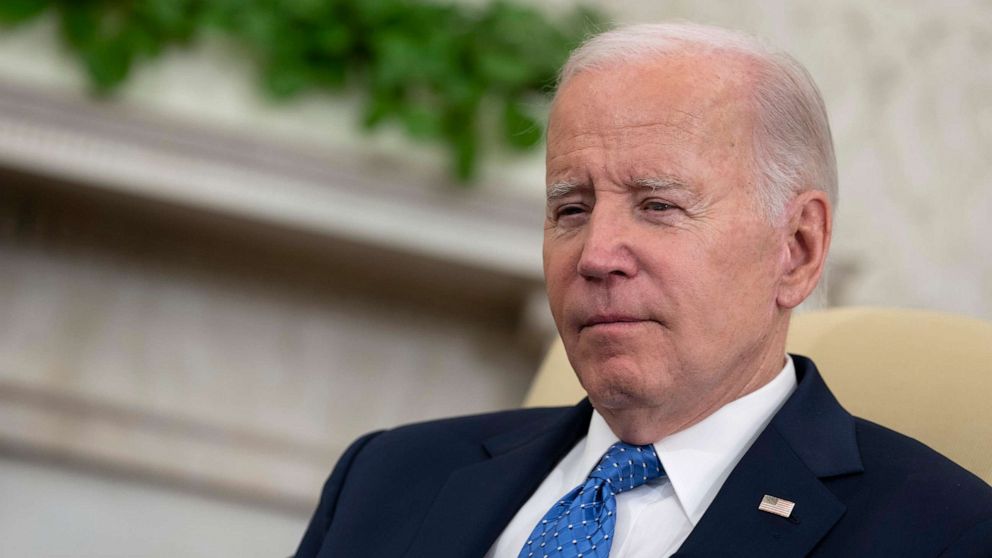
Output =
[
  {"x1": 0, "y1": 378, "x2": 332, "y2": 514},
  {"x1": 0, "y1": 80, "x2": 551, "y2": 512},
  {"x1": 0, "y1": 80, "x2": 545, "y2": 281}
]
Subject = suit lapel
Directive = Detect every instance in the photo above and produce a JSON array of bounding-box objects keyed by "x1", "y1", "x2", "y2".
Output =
[
  {"x1": 402, "y1": 400, "x2": 593, "y2": 558},
  {"x1": 674, "y1": 356, "x2": 863, "y2": 557},
  {"x1": 672, "y1": 425, "x2": 846, "y2": 557},
  {"x1": 402, "y1": 357, "x2": 859, "y2": 557}
]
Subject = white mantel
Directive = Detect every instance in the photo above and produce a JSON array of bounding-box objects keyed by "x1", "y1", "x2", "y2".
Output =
[
  {"x1": 0, "y1": 78, "x2": 546, "y2": 282},
  {"x1": 0, "y1": 17, "x2": 555, "y2": 522}
]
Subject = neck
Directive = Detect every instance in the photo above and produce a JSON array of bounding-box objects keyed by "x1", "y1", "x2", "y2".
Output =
[{"x1": 597, "y1": 327, "x2": 790, "y2": 446}]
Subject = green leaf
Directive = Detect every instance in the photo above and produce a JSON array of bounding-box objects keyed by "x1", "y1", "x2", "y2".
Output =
[
  {"x1": 452, "y1": 131, "x2": 477, "y2": 182},
  {"x1": 477, "y1": 50, "x2": 533, "y2": 88},
  {"x1": 198, "y1": 1, "x2": 239, "y2": 30},
  {"x1": 142, "y1": 0, "x2": 190, "y2": 37},
  {"x1": 5, "y1": 0, "x2": 607, "y2": 185},
  {"x1": 503, "y1": 98, "x2": 542, "y2": 149},
  {"x1": 83, "y1": 38, "x2": 133, "y2": 92},
  {"x1": 0, "y1": 0, "x2": 49, "y2": 25},
  {"x1": 58, "y1": 4, "x2": 98, "y2": 49},
  {"x1": 444, "y1": 106, "x2": 479, "y2": 182},
  {"x1": 401, "y1": 105, "x2": 442, "y2": 139},
  {"x1": 362, "y1": 98, "x2": 391, "y2": 129},
  {"x1": 262, "y1": 61, "x2": 310, "y2": 99},
  {"x1": 316, "y1": 25, "x2": 351, "y2": 55},
  {"x1": 239, "y1": 9, "x2": 280, "y2": 46},
  {"x1": 371, "y1": 31, "x2": 422, "y2": 87},
  {"x1": 122, "y1": 24, "x2": 162, "y2": 59},
  {"x1": 312, "y1": 60, "x2": 347, "y2": 89}
]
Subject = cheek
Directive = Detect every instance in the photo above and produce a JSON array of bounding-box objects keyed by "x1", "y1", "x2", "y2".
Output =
[
  {"x1": 692, "y1": 227, "x2": 784, "y2": 333},
  {"x1": 641, "y1": 242, "x2": 712, "y2": 304},
  {"x1": 727, "y1": 228, "x2": 784, "y2": 295},
  {"x1": 543, "y1": 238, "x2": 578, "y2": 315},
  {"x1": 647, "y1": 230, "x2": 771, "y2": 326}
]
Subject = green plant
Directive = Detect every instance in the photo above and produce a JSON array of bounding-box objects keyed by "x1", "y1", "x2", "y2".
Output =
[{"x1": 0, "y1": 0, "x2": 602, "y2": 182}]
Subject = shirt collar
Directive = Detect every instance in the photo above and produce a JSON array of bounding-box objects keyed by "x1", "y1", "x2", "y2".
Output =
[{"x1": 581, "y1": 355, "x2": 797, "y2": 525}]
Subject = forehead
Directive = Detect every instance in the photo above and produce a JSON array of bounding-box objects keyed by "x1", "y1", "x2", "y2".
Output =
[{"x1": 546, "y1": 54, "x2": 755, "y2": 186}]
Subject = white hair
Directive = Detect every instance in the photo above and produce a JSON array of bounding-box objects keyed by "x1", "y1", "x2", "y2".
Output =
[{"x1": 557, "y1": 22, "x2": 838, "y2": 220}]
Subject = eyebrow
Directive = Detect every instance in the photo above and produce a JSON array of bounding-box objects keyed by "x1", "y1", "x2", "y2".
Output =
[
  {"x1": 546, "y1": 176, "x2": 692, "y2": 201},
  {"x1": 632, "y1": 176, "x2": 692, "y2": 192},
  {"x1": 546, "y1": 180, "x2": 580, "y2": 201}
]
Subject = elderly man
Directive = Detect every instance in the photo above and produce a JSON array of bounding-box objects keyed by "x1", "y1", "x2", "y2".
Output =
[{"x1": 295, "y1": 23, "x2": 992, "y2": 558}]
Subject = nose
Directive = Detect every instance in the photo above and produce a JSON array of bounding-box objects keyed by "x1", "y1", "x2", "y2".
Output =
[{"x1": 576, "y1": 205, "x2": 637, "y2": 281}]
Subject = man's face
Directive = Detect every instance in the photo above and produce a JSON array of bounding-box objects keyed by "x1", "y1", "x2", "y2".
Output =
[{"x1": 544, "y1": 55, "x2": 790, "y2": 425}]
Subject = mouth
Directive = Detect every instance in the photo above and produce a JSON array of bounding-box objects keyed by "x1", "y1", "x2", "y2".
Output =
[{"x1": 580, "y1": 314, "x2": 656, "y2": 332}]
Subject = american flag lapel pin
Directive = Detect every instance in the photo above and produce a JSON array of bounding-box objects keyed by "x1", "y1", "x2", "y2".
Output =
[{"x1": 758, "y1": 494, "x2": 796, "y2": 518}]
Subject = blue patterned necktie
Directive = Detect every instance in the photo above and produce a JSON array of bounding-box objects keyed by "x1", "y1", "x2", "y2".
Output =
[{"x1": 517, "y1": 442, "x2": 665, "y2": 558}]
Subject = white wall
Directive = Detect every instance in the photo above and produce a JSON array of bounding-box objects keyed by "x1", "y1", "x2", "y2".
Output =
[{"x1": 0, "y1": 457, "x2": 304, "y2": 558}]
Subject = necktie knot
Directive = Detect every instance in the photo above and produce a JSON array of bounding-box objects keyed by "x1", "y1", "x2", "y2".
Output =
[
  {"x1": 517, "y1": 442, "x2": 665, "y2": 558},
  {"x1": 587, "y1": 442, "x2": 664, "y2": 495}
]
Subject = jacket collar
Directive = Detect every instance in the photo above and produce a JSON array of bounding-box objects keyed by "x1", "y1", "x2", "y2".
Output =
[
  {"x1": 402, "y1": 400, "x2": 593, "y2": 558},
  {"x1": 772, "y1": 355, "x2": 863, "y2": 477},
  {"x1": 482, "y1": 398, "x2": 592, "y2": 458},
  {"x1": 672, "y1": 355, "x2": 863, "y2": 557},
  {"x1": 403, "y1": 356, "x2": 862, "y2": 558}
]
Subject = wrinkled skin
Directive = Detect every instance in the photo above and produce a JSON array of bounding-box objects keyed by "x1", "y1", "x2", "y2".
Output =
[{"x1": 543, "y1": 54, "x2": 831, "y2": 444}]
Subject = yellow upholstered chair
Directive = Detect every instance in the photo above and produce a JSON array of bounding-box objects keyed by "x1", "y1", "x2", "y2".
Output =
[{"x1": 523, "y1": 307, "x2": 992, "y2": 485}]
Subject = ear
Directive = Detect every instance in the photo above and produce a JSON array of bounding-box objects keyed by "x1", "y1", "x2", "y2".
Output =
[{"x1": 777, "y1": 190, "x2": 832, "y2": 309}]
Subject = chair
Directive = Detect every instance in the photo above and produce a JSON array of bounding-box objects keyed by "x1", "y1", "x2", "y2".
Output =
[{"x1": 523, "y1": 307, "x2": 992, "y2": 484}]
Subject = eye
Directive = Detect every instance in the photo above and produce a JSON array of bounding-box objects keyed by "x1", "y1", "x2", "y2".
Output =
[
  {"x1": 550, "y1": 203, "x2": 589, "y2": 227},
  {"x1": 557, "y1": 204, "x2": 586, "y2": 217},
  {"x1": 642, "y1": 200, "x2": 676, "y2": 212}
]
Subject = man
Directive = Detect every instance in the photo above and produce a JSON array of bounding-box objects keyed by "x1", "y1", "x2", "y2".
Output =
[{"x1": 295, "y1": 23, "x2": 992, "y2": 558}]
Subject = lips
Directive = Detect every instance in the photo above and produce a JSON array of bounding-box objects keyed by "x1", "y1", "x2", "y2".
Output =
[{"x1": 580, "y1": 314, "x2": 654, "y2": 331}]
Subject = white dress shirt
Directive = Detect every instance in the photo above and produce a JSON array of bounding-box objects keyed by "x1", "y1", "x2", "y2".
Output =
[{"x1": 485, "y1": 356, "x2": 797, "y2": 558}]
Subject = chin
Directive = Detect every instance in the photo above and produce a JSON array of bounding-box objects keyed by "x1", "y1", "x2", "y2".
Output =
[{"x1": 575, "y1": 358, "x2": 668, "y2": 410}]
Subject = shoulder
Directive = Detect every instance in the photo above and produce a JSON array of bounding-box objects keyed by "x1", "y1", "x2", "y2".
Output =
[
  {"x1": 852, "y1": 416, "x2": 991, "y2": 500},
  {"x1": 786, "y1": 354, "x2": 991, "y2": 510},
  {"x1": 295, "y1": 405, "x2": 577, "y2": 557},
  {"x1": 355, "y1": 405, "x2": 573, "y2": 462},
  {"x1": 332, "y1": 405, "x2": 583, "y2": 504},
  {"x1": 826, "y1": 417, "x2": 992, "y2": 553}
]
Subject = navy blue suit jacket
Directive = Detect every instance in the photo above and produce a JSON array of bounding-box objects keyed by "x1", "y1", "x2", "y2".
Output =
[{"x1": 296, "y1": 356, "x2": 992, "y2": 557}]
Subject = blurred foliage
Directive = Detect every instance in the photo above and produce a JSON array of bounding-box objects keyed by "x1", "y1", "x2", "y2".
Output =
[{"x1": 0, "y1": 0, "x2": 602, "y2": 182}]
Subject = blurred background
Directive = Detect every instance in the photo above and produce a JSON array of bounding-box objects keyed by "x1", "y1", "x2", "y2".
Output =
[{"x1": 0, "y1": 1, "x2": 989, "y2": 556}]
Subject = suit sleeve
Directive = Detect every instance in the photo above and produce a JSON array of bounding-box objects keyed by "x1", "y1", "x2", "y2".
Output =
[
  {"x1": 938, "y1": 516, "x2": 992, "y2": 557},
  {"x1": 294, "y1": 430, "x2": 384, "y2": 558}
]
